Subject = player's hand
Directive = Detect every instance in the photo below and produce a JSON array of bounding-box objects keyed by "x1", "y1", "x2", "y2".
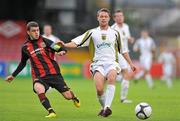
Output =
[
  {"x1": 5, "y1": 75, "x2": 14, "y2": 83},
  {"x1": 57, "y1": 51, "x2": 66, "y2": 56},
  {"x1": 130, "y1": 64, "x2": 137, "y2": 72},
  {"x1": 56, "y1": 40, "x2": 65, "y2": 47}
]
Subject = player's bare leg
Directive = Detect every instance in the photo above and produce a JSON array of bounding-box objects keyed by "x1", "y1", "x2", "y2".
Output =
[
  {"x1": 94, "y1": 71, "x2": 105, "y2": 116},
  {"x1": 62, "y1": 90, "x2": 80, "y2": 108}
]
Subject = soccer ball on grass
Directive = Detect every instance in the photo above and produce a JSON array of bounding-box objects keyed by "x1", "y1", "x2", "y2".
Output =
[{"x1": 135, "y1": 102, "x2": 152, "y2": 120}]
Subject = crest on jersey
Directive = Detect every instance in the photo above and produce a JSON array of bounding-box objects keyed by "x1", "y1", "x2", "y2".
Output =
[
  {"x1": 101, "y1": 34, "x2": 106, "y2": 40},
  {"x1": 40, "y1": 42, "x2": 46, "y2": 48}
]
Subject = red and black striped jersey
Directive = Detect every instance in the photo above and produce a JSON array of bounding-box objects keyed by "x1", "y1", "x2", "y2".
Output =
[{"x1": 12, "y1": 36, "x2": 66, "y2": 80}]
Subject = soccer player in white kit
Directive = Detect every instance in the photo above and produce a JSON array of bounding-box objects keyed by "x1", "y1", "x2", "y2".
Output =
[
  {"x1": 60, "y1": 8, "x2": 136, "y2": 117},
  {"x1": 111, "y1": 10, "x2": 134, "y2": 103},
  {"x1": 158, "y1": 46, "x2": 176, "y2": 88},
  {"x1": 133, "y1": 30, "x2": 156, "y2": 88},
  {"x1": 43, "y1": 24, "x2": 60, "y2": 43}
]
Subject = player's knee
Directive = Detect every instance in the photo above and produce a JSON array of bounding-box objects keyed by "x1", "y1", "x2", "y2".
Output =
[
  {"x1": 62, "y1": 91, "x2": 73, "y2": 100},
  {"x1": 108, "y1": 74, "x2": 116, "y2": 80},
  {"x1": 34, "y1": 83, "x2": 45, "y2": 94},
  {"x1": 107, "y1": 77, "x2": 116, "y2": 84},
  {"x1": 107, "y1": 72, "x2": 117, "y2": 84}
]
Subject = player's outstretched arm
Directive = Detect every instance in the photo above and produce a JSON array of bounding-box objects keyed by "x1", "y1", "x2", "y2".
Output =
[
  {"x1": 64, "y1": 41, "x2": 78, "y2": 48},
  {"x1": 5, "y1": 75, "x2": 14, "y2": 83},
  {"x1": 56, "y1": 41, "x2": 77, "y2": 48},
  {"x1": 5, "y1": 48, "x2": 29, "y2": 82},
  {"x1": 56, "y1": 40, "x2": 65, "y2": 47}
]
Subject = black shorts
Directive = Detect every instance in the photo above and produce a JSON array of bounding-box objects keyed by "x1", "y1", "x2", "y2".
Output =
[{"x1": 33, "y1": 74, "x2": 70, "y2": 93}]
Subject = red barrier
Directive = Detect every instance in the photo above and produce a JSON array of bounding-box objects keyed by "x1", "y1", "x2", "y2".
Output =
[
  {"x1": 0, "y1": 20, "x2": 26, "y2": 61},
  {"x1": 150, "y1": 63, "x2": 163, "y2": 78}
]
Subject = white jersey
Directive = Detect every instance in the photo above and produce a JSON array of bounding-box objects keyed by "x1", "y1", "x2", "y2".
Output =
[
  {"x1": 72, "y1": 26, "x2": 125, "y2": 62},
  {"x1": 133, "y1": 37, "x2": 156, "y2": 70},
  {"x1": 133, "y1": 37, "x2": 156, "y2": 58},
  {"x1": 111, "y1": 23, "x2": 131, "y2": 52},
  {"x1": 159, "y1": 51, "x2": 176, "y2": 76},
  {"x1": 42, "y1": 34, "x2": 59, "y2": 43}
]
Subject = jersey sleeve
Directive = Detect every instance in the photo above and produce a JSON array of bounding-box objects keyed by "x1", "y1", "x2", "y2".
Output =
[
  {"x1": 12, "y1": 47, "x2": 29, "y2": 77},
  {"x1": 71, "y1": 30, "x2": 92, "y2": 47}
]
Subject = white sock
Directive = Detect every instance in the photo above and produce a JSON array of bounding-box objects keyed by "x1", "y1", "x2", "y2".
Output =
[
  {"x1": 116, "y1": 74, "x2": 123, "y2": 82},
  {"x1": 166, "y1": 77, "x2": 172, "y2": 88},
  {"x1": 145, "y1": 74, "x2": 154, "y2": 88},
  {"x1": 97, "y1": 94, "x2": 105, "y2": 108},
  {"x1": 135, "y1": 71, "x2": 144, "y2": 80},
  {"x1": 104, "y1": 85, "x2": 115, "y2": 109},
  {"x1": 120, "y1": 79, "x2": 129, "y2": 100}
]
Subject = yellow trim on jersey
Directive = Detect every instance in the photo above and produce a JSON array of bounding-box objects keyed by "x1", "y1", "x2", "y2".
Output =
[
  {"x1": 114, "y1": 30, "x2": 123, "y2": 53},
  {"x1": 114, "y1": 30, "x2": 123, "y2": 62},
  {"x1": 117, "y1": 31, "x2": 122, "y2": 53},
  {"x1": 115, "y1": 43, "x2": 119, "y2": 62},
  {"x1": 78, "y1": 30, "x2": 92, "y2": 47},
  {"x1": 88, "y1": 37, "x2": 95, "y2": 61}
]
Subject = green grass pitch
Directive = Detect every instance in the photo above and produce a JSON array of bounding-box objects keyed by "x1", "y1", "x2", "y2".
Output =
[{"x1": 0, "y1": 77, "x2": 180, "y2": 121}]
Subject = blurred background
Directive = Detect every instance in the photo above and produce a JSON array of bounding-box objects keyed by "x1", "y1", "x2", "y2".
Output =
[{"x1": 0, "y1": 0, "x2": 179, "y2": 79}]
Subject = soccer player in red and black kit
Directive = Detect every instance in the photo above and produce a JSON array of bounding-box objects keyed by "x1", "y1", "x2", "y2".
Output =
[{"x1": 5, "y1": 21, "x2": 80, "y2": 118}]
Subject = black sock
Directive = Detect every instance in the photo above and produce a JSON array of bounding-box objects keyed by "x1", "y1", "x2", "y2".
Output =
[
  {"x1": 70, "y1": 91, "x2": 79, "y2": 102},
  {"x1": 38, "y1": 93, "x2": 55, "y2": 113},
  {"x1": 47, "y1": 108, "x2": 55, "y2": 113}
]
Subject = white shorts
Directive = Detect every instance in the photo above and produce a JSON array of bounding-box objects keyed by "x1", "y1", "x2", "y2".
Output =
[
  {"x1": 90, "y1": 61, "x2": 121, "y2": 77},
  {"x1": 118, "y1": 54, "x2": 130, "y2": 70},
  {"x1": 140, "y1": 55, "x2": 152, "y2": 70},
  {"x1": 163, "y1": 65, "x2": 173, "y2": 77}
]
